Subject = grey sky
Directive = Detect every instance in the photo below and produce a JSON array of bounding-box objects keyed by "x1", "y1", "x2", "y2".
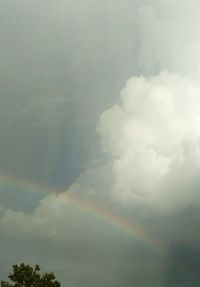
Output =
[
  {"x1": 1, "y1": 0, "x2": 200, "y2": 286},
  {"x1": 0, "y1": 0, "x2": 139, "y2": 186}
]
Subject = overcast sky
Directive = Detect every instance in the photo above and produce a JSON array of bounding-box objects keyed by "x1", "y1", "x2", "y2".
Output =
[{"x1": 1, "y1": 1, "x2": 200, "y2": 286}]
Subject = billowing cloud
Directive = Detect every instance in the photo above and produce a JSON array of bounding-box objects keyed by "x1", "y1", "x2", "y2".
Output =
[{"x1": 98, "y1": 71, "x2": 200, "y2": 212}]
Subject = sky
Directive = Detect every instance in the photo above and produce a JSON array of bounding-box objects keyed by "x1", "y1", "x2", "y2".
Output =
[{"x1": 1, "y1": 0, "x2": 200, "y2": 286}]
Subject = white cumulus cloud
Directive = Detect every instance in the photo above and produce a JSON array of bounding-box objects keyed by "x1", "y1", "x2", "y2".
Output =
[{"x1": 98, "y1": 71, "x2": 200, "y2": 212}]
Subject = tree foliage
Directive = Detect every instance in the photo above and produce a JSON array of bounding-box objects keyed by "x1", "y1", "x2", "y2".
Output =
[{"x1": 1, "y1": 263, "x2": 61, "y2": 287}]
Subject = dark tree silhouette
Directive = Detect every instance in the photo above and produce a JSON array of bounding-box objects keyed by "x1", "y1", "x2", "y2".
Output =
[{"x1": 1, "y1": 263, "x2": 61, "y2": 287}]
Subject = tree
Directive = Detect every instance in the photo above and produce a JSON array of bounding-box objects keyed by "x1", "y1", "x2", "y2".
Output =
[{"x1": 0, "y1": 263, "x2": 61, "y2": 287}]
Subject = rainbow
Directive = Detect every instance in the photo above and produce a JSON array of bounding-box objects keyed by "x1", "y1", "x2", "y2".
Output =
[{"x1": 0, "y1": 172, "x2": 165, "y2": 254}]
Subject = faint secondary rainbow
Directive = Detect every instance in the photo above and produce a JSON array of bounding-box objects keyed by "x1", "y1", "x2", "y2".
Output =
[{"x1": 0, "y1": 172, "x2": 165, "y2": 254}]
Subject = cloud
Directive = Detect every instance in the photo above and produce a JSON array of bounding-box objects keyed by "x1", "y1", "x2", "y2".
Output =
[
  {"x1": 0, "y1": 192, "x2": 166, "y2": 287},
  {"x1": 0, "y1": 191, "x2": 119, "y2": 242},
  {"x1": 98, "y1": 71, "x2": 200, "y2": 212},
  {"x1": 0, "y1": 194, "x2": 75, "y2": 240}
]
